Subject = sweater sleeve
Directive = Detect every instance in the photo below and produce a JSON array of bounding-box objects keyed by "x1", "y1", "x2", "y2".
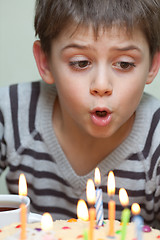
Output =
[
  {"x1": 0, "y1": 109, "x2": 7, "y2": 174},
  {"x1": 154, "y1": 162, "x2": 160, "y2": 223}
]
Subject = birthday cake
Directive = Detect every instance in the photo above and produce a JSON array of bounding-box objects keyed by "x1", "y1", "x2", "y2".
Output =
[{"x1": 0, "y1": 219, "x2": 160, "y2": 240}]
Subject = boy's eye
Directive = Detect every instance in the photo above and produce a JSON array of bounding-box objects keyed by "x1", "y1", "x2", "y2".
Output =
[
  {"x1": 114, "y1": 61, "x2": 136, "y2": 70},
  {"x1": 69, "y1": 60, "x2": 91, "y2": 70}
]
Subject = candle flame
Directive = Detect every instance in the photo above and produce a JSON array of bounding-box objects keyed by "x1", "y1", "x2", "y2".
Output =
[
  {"x1": 19, "y1": 174, "x2": 27, "y2": 196},
  {"x1": 41, "y1": 213, "x2": 53, "y2": 231},
  {"x1": 119, "y1": 188, "x2": 129, "y2": 207},
  {"x1": 131, "y1": 203, "x2": 141, "y2": 215},
  {"x1": 77, "y1": 199, "x2": 89, "y2": 221},
  {"x1": 107, "y1": 171, "x2": 115, "y2": 196},
  {"x1": 94, "y1": 167, "x2": 101, "y2": 185},
  {"x1": 86, "y1": 179, "x2": 96, "y2": 205}
]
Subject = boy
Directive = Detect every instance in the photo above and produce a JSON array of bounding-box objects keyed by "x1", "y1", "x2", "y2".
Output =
[{"x1": 0, "y1": 0, "x2": 160, "y2": 228}]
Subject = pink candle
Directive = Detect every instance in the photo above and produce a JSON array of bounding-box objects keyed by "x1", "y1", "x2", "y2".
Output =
[
  {"x1": 107, "y1": 171, "x2": 115, "y2": 237},
  {"x1": 41, "y1": 213, "x2": 54, "y2": 240}
]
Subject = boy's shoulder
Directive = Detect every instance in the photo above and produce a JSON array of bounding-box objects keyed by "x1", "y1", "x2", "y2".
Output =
[
  {"x1": 0, "y1": 80, "x2": 36, "y2": 93},
  {"x1": 0, "y1": 81, "x2": 43, "y2": 111},
  {"x1": 140, "y1": 92, "x2": 160, "y2": 110},
  {"x1": 137, "y1": 92, "x2": 160, "y2": 124},
  {"x1": 0, "y1": 80, "x2": 43, "y2": 99},
  {"x1": 0, "y1": 80, "x2": 57, "y2": 111}
]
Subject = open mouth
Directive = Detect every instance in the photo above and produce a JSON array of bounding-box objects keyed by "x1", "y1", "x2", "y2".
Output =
[
  {"x1": 95, "y1": 111, "x2": 107, "y2": 117},
  {"x1": 90, "y1": 108, "x2": 112, "y2": 126}
]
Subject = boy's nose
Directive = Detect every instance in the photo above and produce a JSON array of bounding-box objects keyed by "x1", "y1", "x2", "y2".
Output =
[{"x1": 90, "y1": 67, "x2": 113, "y2": 97}]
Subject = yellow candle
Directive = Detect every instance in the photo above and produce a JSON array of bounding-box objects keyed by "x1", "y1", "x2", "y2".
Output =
[
  {"x1": 19, "y1": 174, "x2": 27, "y2": 240},
  {"x1": 86, "y1": 179, "x2": 96, "y2": 240},
  {"x1": 89, "y1": 208, "x2": 96, "y2": 240},
  {"x1": 107, "y1": 171, "x2": 115, "y2": 237},
  {"x1": 20, "y1": 203, "x2": 27, "y2": 240},
  {"x1": 108, "y1": 199, "x2": 115, "y2": 236}
]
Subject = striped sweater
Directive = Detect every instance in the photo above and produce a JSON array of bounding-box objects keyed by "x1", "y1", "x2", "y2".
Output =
[{"x1": 0, "y1": 81, "x2": 160, "y2": 227}]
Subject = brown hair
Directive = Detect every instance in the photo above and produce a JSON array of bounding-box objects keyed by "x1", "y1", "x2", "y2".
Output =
[{"x1": 34, "y1": 0, "x2": 160, "y2": 58}]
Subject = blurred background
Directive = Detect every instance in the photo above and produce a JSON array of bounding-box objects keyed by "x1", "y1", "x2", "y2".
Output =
[
  {"x1": 0, "y1": 0, "x2": 159, "y2": 98},
  {"x1": 0, "y1": 0, "x2": 39, "y2": 87}
]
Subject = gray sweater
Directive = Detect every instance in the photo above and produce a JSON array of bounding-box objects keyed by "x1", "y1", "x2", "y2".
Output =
[{"x1": 0, "y1": 81, "x2": 160, "y2": 227}]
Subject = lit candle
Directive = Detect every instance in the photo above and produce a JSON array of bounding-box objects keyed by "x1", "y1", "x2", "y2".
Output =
[
  {"x1": 86, "y1": 179, "x2": 96, "y2": 240},
  {"x1": 77, "y1": 199, "x2": 89, "y2": 240},
  {"x1": 94, "y1": 168, "x2": 104, "y2": 226},
  {"x1": 107, "y1": 171, "x2": 115, "y2": 237},
  {"x1": 41, "y1": 212, "x2": 54, "y2": 240},
  {"x1": 77, "y1": 199, "x2": 89, "y2": 221},
  {"x1": 131, "y1": 203, "x2": 144, "y2": 240},
  {"x1": 119, "y1": 188, "x2": 130, "y2": 240},
  {"x1": 19, "y1": 173, "x2": 27, "y2": 240}
]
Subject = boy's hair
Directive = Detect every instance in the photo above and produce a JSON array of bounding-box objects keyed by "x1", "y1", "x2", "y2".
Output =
[{"x1": 34, "y1": 0, "x2": 160, "y2": 58}]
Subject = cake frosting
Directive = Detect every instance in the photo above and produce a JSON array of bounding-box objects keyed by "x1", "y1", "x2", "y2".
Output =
[{"x1": 1, "y1": 219, "x2": 160, "y2": 240}]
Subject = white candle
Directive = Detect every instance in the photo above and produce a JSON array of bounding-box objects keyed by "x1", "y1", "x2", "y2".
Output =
[{"x1": 94, "y1": 168, "x2": 104, "y2": 226}]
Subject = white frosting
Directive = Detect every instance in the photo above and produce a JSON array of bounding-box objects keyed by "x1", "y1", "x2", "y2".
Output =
[{"x1": 1, "y1": 219, "x2": 160, "y2": 240}]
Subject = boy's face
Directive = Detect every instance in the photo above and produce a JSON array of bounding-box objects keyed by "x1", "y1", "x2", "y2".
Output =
[{"x1": 47, "y1": 25, "x2": 156, "y2": 139}]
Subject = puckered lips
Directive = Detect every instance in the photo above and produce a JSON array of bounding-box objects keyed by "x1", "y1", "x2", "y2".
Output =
[{"x1": 90, "y1": 108, "x2": 112, "y2": 127}]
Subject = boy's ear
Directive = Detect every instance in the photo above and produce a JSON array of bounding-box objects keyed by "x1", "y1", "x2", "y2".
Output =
[
  {"x1": 146, "y1": 51, "x2": 160, "y2": 85},
  {"x1": 33, "y1": 40, "x2": 54, "y2": 84}
]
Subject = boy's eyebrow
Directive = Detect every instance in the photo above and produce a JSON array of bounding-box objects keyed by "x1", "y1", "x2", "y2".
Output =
[
  {"x1": 61, "y1": 44, "x2": 142, "y2": 52},
  {"x1": 61, "y1": 44, "x2": 94, "y2": 51},
  {"x1": 114, "y1": 45, "x2": 142, "y2": 52}
]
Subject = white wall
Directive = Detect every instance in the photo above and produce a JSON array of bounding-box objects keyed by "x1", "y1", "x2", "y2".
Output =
[
  {"x1": 0, "y1": 0, "x2": 39, "y2": 87},
  {"x1": 0, "y1": 0, "x2": 160, "y2": 94}
]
